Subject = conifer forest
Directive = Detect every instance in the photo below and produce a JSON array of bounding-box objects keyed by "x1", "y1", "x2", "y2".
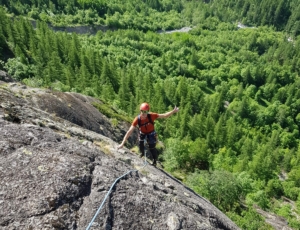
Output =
[{"x1": 1, "y1": 0, "x2": 300, "y2": 229}]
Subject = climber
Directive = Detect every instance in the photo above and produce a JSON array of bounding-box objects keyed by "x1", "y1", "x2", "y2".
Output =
[{"x1": 117, "y1": 102, "x2": 179, "y2": 166}]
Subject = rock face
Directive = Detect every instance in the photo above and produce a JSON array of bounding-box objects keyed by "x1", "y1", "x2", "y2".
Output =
[
  {"x1": 0, "y1": 70, "x2": 14, "y2": 83},
  {"x1": 0, "y1": 79, "x2": 240, "y2": 230},
  {"x1": 0, "y1": 81, "x2": 138, "y2": 147}
]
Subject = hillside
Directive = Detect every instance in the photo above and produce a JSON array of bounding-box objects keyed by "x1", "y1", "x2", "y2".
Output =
[
  {"x1": 1, "y1": 1, "x2": 300, "y2": 229},
  {"x1": 1, "y1": 0, "x2": 300, "y2": 35},
  {"x1": 0, "y1": 76, "x2": 241, "y2": 229}
]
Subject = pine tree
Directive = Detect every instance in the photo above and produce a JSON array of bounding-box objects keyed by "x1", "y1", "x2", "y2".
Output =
[
  {"x1": 108, "y1": 62, "x2": 119, "y2": 93},
  {"x1": 80, "y1": 51, "x2": 92, "y2": 87},
  {"x1": 68, "y1": 33, "x2": 81, "y2": 68},
  {"x1": 128, "y1": 71, "x2": 135, "y2": 96},
  {"x1": 48, "y1": 51, "x2": 63, "y2": 83},
  {"x1": 118, "y1": 70, "x2": 130, "y2": 110},
  {"x1": 7, "y1": 22, "x2": 20, "y2": 49},
  {"x1": 164, "y1": 77, "x2": 177, "y2": 104},
  {"x1": 226, "y1": 117, "x2": 238, "y2": 147},
  {"x1": 179, "y1": 100, "x2": 191, "y2": 139},
  {"x1": 134, "y1": 70, "x2": 146, "y2": 105},
  {"x1": 144, "y1": 73, "x2": 153, "y2": 104},
  {"x1": 28, "y1": 32, "x2": 38, "y2": 62},
  {"x1": 64, "y1": 65, "x2": 76, "y2": 89},
  {"x1": 0, "y1": 9, "x2": 8, "y2": 56},
  {"x1": 0, "y1": 28, "x2": 5, "y2": 59},
  {"x1": 214, "y1": 114, "x2": 225, "y2": 148},
  {"x1": 100, "y1": 60, "x2": 110, "y2": 85},
  {"x1": 152, "y1": 81, "x2": 166, "y2": 113},
  {"x1": 206, "y1": 130, "x2": 215, "y2": 153},
  {"x1": 35, "y1": 41, "x2": 48, "y2": 68},
  {"x1": 175, "y1": 77, "x2": 188, "y2": 105},
  {"x1": 189, "y1": 48, "x2": 199, "y2": 67},
  {"x1": 189, "y1": 112, "x2": 205, "y2": 140},
  {"x1": 102, "y1": 83, "x2": 115, "y2": 101},
  {"x1": 161, "y1": 54, "x2": 167, "y2": 73},
  {"x1": 94, "y1": 52, "x2": 103, "y2": 76},
  {"x1": 78, "y1": 61, "x2": 90, "y2": 90},
  {"x1": 93, "y1": 74, "x2": 101, "y2": 96},
  {"x1": 129, "y1": 94, "x2": 136, "y2": 116},
  {"x1": 14, "y1": 45, "x2": 27, "y2": 64},
  {"x1": 55, "y1": 33, "x2": 66, "y2": 63},
  {"x1": 44, "y1": 31, "x2": 56, "y2": 60}
]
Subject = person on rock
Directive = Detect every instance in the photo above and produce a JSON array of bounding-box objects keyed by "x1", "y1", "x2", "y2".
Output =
[{"x1": 117, "y1": 102, "x2": 179, "y2": 166}]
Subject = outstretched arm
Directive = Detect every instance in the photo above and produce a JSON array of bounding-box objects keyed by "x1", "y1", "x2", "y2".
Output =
[
  {"x1": 117, "y1": 125, "x2": 136, "y2": 149},
  {"x1": 158, "y1": 106, "x2": 179, "y2": 118}
]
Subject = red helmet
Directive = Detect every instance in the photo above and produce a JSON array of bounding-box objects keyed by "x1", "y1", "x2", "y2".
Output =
[{"x1": 140, "y1": 102, "x2": 150, "y2": 111}]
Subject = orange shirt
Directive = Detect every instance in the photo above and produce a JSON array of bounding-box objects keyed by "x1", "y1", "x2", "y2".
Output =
[{"x1": 132, "y1": 113, "x2": 159, "y2": 134}]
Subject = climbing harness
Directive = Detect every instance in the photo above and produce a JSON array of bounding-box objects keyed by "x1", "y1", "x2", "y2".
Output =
[
  {"x1": 86, "y1": 148, "x2": 149, "y2": 230},
  {"x1": 139, "y1": 130, "x2": 157, "y2": 144}
]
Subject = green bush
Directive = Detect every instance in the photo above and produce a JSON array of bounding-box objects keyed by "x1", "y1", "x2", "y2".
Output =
[
  {"x1": 186, "y1": 170, "x2": 245, "y2": 212},
  {"x1": 227, "y1": 207, "x2": 273, "y2": 230},
  {"x1": 4, "y1": 58, "x2": 33, "y2": 80},
  {"x1": 265, "y1": 178, "x2": 284, "y2": 198},
  {"x1": 246, "y1": 190, "x2": 270, "y2": 210},
  {"x1": 22, "y1": 77, "x2": 44, "y2": 88},
  {"x1": 282, "y1": 181, "x2": 300, "y2": 200}
]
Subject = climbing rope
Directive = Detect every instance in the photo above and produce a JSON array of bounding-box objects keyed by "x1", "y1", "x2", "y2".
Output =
[{"x1": 86, "y1": 149, "x2": 149, "y2": 230}]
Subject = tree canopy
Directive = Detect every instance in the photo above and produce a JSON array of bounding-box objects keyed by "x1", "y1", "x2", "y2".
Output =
[{"x1": 1, "y1": 1, "x2": 300, "y2": 228}]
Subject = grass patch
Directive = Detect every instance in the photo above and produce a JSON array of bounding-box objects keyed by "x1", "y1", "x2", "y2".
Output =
[
  {"x1": 93, "y1": 140, "x2": 113, "y2": 155},
  {"x1": 0, "y1": 84, "x2": 11, "y2": 91},
  {"x1": 170, "y1": 170, "x2": 186, "y2": 182},
  {"x1": 130, "y1": 146, "x2": 139, "y2": 154},
  {"x1": 93, "y1": 141, "x2": 102, "y2": 147},
  {"x1": 139, "y1": 168, "x2": 149, "y2": 176},
  {"x1": 103, "y1": 144, "x2": 113, "y2": 156},
  {"x1": 92, "y1": 102, "x2": 132, "y2": 123},
  {"x1": 111, "y1": 118, "x2": 118, "y2": 127}
]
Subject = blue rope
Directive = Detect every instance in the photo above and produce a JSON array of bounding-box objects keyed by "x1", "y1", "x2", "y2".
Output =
[{"x1": 86, "y1": 151, "x2": 149, "y2": 230}]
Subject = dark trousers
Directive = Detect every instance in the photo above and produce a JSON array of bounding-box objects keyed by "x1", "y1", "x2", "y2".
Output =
[{"x1": 139, "y1": 131, "x2": 158, "y2": 162}]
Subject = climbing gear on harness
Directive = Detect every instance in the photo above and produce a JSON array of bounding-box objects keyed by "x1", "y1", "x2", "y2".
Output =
[
  {"x1": 138, "y1": 132, "x2": 158, "y2": 167},
  {"x1": 140, "y1": 102, "x2": 150, "y2": 111},
  {"x1": 139, "y1": 131, "x2": 157, "y2": 149},
  {"x1": 146, "y1": 131, "x2": 157, "y2": 145}
]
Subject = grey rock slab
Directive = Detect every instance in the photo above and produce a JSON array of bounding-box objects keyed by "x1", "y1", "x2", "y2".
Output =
[{"x1": 0, "y1": 79, "x2": 240, "y2": 230}]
